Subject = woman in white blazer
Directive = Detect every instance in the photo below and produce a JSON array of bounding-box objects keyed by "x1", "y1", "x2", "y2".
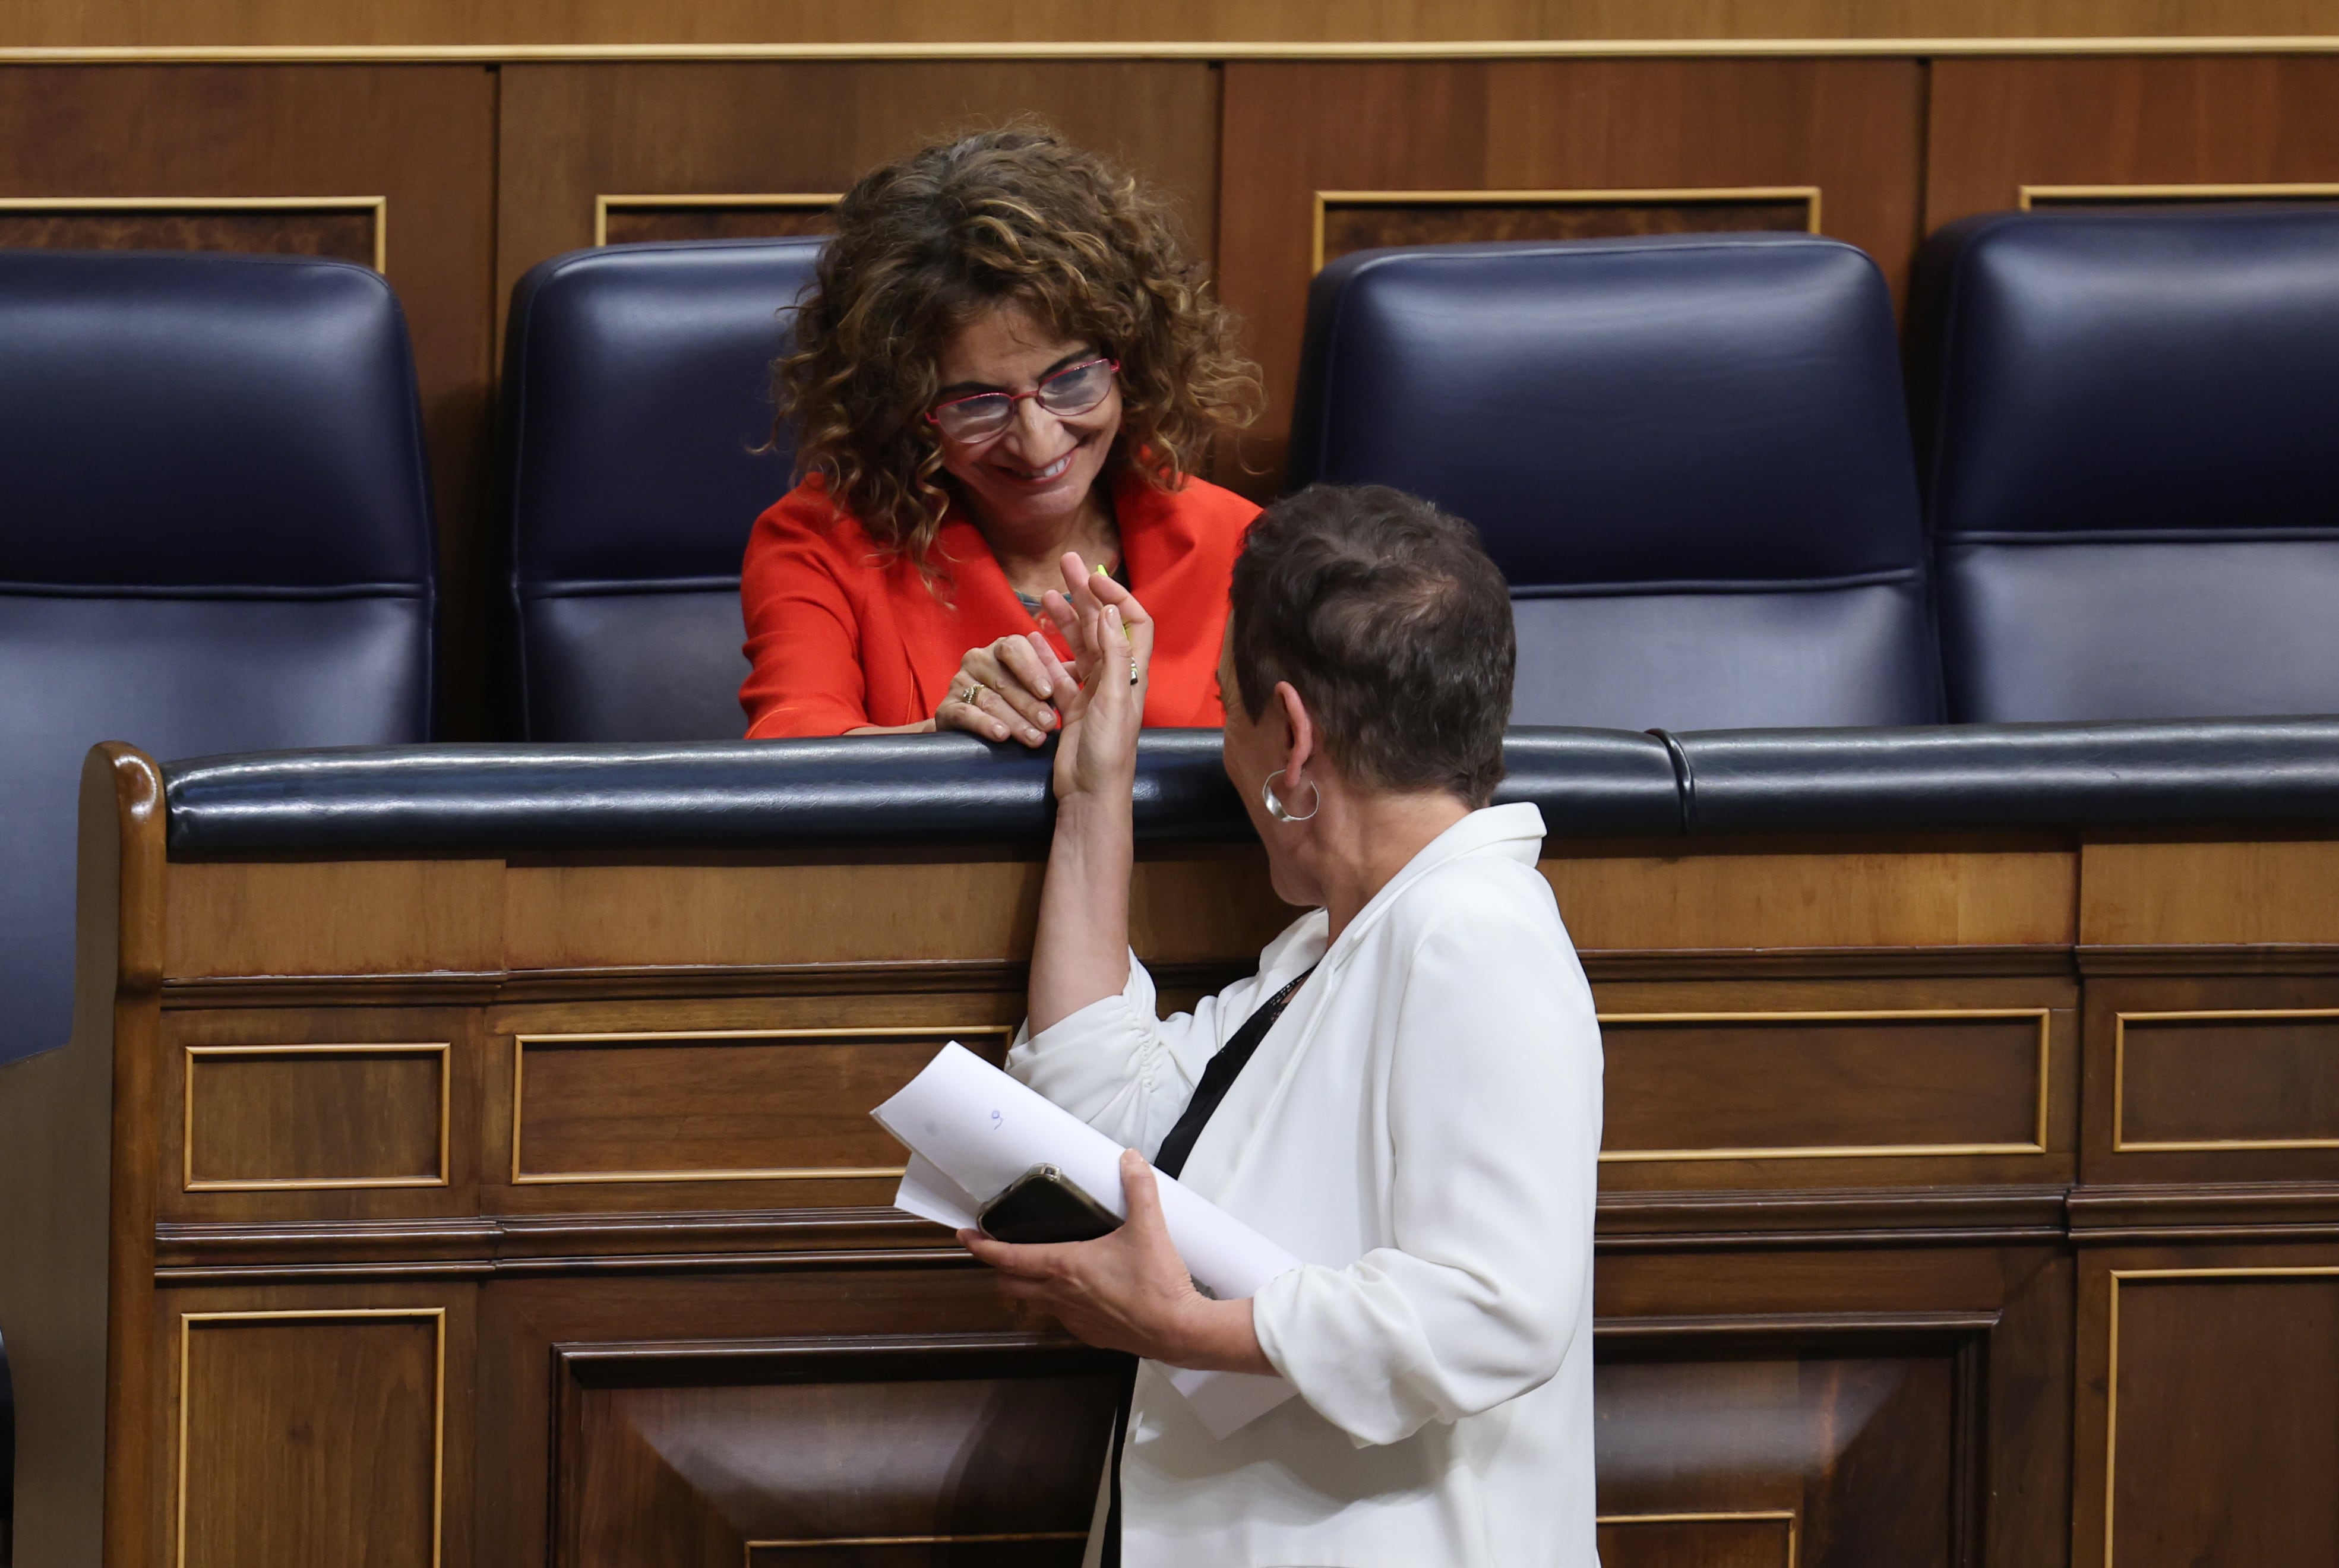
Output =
[{"x1": 962, "y1": 483, "x2": 1604, "y2": 1567}]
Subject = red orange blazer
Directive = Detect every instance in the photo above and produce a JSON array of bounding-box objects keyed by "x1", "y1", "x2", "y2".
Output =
[{"x1": 739, "y1": 468, "x2": 1258, "y2": 739}]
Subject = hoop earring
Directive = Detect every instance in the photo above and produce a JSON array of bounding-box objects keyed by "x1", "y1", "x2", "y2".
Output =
[{"x1": 1263, "y1": 769, "x2": 1320, "y2": 824}]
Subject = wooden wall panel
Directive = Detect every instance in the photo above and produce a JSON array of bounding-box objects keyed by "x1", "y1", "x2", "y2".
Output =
[
  {"x1": 1544, "y1": 837, "x2": 2075, "y2": 952},
  {"x1": 185, "y1": 1045, "x2": 447, "y2": 1188},
  {"x1": 1216, "y1": 58, "x2": 1924, "y2": 485},
  {"x1": 2079, "y1": 837, "x2": 2339, "y2": 949},
  {"x1": 159, "y1": 1006, "x2": 487, "y2": 1223},
  {"x1": 1317, "y1": 188, "x2": 1815, "y2": 270},
  {"x1": 178, "y1": 1311, "x2": 444, "y2": 1568},
  {"x1": 1600, "y1": 1010, "x2": 2048, "y2": 1159},
  {"x1": 2076, "y1": 1256, "x2": 2339, "y2": 1568},
  {"x1": 556, "y1": 1340, "x2": 1116, "y2": 1567},
  {"x1": 1926, "y1": 55, "x2": 2339, "y2": 228},
  {"x1": 510, "y1": 1025, "x2": 1007, "y2": 1185},
  {"x1": 1595, "y1": 1349, "x2": 1961, "y2": 1568},
  {"x1": 495, "y1": 61, "x2": 1222, "y2": 342},
  {"x1": 0, "y1": 201, "x2": 378, "y2": 263},
  {"x1": 2080, "y1": 974, "x2": 2339, "y2": 1188},
  {"x1": 166, "y1": 859, "x2": 504, "y2": 979},
  {"x1": 1593, "y1": 972, "x2": 2078, "y2": 1192},
  {"x1": 0, "y1": 65, "x2": 497, "y2": 735}
]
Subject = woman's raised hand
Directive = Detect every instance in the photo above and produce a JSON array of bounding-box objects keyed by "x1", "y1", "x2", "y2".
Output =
[
  {"x1": 935, "y1": 633, "x2": 1079, "y2": 747},
  {"x1": 1044, "y1": 551, "x2": 1151, "y2": 802}
]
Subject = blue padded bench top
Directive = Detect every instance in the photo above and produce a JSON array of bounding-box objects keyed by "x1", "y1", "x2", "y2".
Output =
[{"x1": 159, "y1": 719, "x2": 2339, "y2": 854}]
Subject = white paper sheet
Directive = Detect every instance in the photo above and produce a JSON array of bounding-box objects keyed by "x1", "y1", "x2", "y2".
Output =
[{"x1": 873, "y1": 1041, "x2": 1301, "y2": 1437}]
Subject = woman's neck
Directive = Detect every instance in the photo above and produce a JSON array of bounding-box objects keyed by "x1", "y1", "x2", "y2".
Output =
[
  {"x1": 1308, "y1": 788, "x2": 1475, "y2": 945},
  {"x1": 977, "y1": 482, "x2": 1121, "y2": 599}
]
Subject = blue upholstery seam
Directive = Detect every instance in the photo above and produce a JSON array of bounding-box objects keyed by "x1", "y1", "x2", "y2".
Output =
[
  {"x1": 1939, "y1": 529, "x2": 2339, "y2": 546},
  {"x1": 518, "y1": 575, "x2": 742, "y2": 598},
  {"x1": 0, "y1": 582, "x2": 428, "y2": 601},
  {"x1": 1508, "y1": 568, "x2": 1920, "y2": 599}
]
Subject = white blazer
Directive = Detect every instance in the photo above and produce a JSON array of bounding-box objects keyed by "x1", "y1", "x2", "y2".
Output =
[{"x1": 1009, "y1": 802, "x2": 1603, "y2": 1567}]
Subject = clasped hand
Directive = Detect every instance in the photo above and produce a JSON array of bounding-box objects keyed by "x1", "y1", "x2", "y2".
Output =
[
  {"x1": 960, "y1": 1149, "x2": 1271, "y2": 1374},
  {"x1": 933, "y1": 555, "x2": 1153, "y2": 796}
]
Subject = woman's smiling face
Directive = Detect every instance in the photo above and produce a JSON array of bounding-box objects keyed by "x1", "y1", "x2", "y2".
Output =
[{"x1": 930, "y1": 302, "x2": 1123, "y2": 540}]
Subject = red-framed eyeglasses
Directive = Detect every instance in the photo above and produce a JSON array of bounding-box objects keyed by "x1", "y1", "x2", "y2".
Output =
[{"x1": 924, "y1": 357, "x2": 1120, "y2": 442}]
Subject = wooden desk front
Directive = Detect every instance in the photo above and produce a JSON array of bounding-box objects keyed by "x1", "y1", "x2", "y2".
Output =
[{"x1": 7, "y1": 744, "x2": 2338, "y2": 1567}]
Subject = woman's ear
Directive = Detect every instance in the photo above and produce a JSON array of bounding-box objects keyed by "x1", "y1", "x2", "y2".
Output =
[{"x1": 1275, "y1": 680, "x2": 1314, "y2": 781}]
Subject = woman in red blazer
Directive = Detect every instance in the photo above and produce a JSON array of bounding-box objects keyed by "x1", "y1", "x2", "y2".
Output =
[{"x1": 740, "y1": 125, "x2": 1263, "y2": 742}]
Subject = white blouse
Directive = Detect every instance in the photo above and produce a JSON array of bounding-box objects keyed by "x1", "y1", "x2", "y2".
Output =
[{"x1": 1009, "y1": 802, "x2": 1603, "y2": 1567}]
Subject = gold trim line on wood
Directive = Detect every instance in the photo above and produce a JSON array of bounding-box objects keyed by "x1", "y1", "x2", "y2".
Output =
[
  {"x1": 1598, "y1": 1510, "x2": 1800, "y2": 1567},
  {"x1": 510, "y1": 1024, "x2": 1015, "y2": 1186},
  {"x1": 2103, "y1": 1266, "x2": 2339, "y2": 1568},
  {"x1": 182, "y1": 1042, "x2": 451, "y2": 1192},
  {"x1": 2111, "y1": 1008, "x2": 2339, "y2": 1152},
  {"x1": 0, "y1": 195, "x2": 386, "y2": 271},
  {"x1": 594, "y1": 191, "x2": 842, "y2": 246},
  {"x1": 12, "y1": 37, "x2": 2339, "y2": 65},
  {"x1": 2022, "y1": 182, "x2": 2339, "y2": 208},
  {"x1": 1594, "y1": 1008, "x2": 2053, "y2": 1163},
  {"x1": 176, "y1": 1307, "x2": 447, "y2": 1568},
  {"x1": 1312, "y1": 185, "x2": 1822, "y2": 273}
]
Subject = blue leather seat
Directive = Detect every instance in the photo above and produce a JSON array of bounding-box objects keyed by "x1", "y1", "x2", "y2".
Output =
[
  {"x1": 0, "y1": 249, "x2": 436, "y2": 1064},
  {"x1": 1288, "y1": 233, "x2": 1939, "y2": 732},
  {"x1": 501, "y1": 239, "x2": 820, "y2": 741},
  {"x1": 1914, "y1": 207, "x2": 2339, "y2": 722}
]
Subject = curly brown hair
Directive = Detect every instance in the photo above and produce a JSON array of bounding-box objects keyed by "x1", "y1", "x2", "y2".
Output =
[{"x1": 772, "y1": 123, "x2": 1261, "y2": 566}]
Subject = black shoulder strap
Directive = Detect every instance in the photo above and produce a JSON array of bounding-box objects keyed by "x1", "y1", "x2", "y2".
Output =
[
  {"x1": 1102, "y1": 959, "x2": 1318, "y2": 1567},
  {"x1": 1152, "y1": 963, "x2": 1317, "y2": 1181}
]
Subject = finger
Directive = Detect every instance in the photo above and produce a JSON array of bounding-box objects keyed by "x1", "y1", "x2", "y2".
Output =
[
  {"x1": 1117, "y1": 1149, "x2": 1166, "y2": 1232},
  {"x1": 1086, "y1": 576, "x2": 1155, "y2": 677},
  {"x1": 1026, "y1": 633, "x2": 1077, "y2": 702},
  {"x1": 992, "y1": 638, "x2": 1064, "y2": 728},
  {"x1": 1102, "y1": 603, "x2": 1134, "y2": 696},
  {"x1": 1038, "y1": 589, "x2": 1094, "y2": 678},
  {"x1": 1058, "y1": 551, "x2": 1105, "y2": 624},
  {"x1": 972, "y1": 684, "x2": 1047, "y2": 747},
  {"x1": 960, "y1": 1230, "x2": 1066, "y2": 1278},
  {"x1": 935, "y1": 691, "x2": 1012, "y2": 742}
]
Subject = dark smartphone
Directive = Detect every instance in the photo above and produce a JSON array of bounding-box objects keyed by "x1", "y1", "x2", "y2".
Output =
[{"x1": 978, "y1": 1164, "x2": 1124, "y2": 1245}]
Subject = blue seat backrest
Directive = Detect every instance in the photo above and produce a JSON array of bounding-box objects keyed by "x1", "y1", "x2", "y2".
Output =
[
  {"x1": 1914, "y1": 207, "x2": 2339, "y2": 722},
  {"x1": 0, "y1": 249, "x2": 436, "y2": 1064},
  {"x1": 501, "y1": 239, "x2": 821, "y2": 741},
  {"x1": 1288, "y1": 233, "x2": 1940, "y2": 732}
]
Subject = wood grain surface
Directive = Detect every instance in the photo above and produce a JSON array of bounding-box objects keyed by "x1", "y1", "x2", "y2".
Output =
[
  {"x1": 1926, "y1": 55, "x2": 2339, "y2": 227},
  {"x1": 0, "y1": 204, "x2": 375, "y2": 261},
  {"x1": 185, "y1": 1046, "x2": 447, "y2": 1187},
  {"x1": 2074, "y1": 1251, "x2": 2339, "y2": 1568},
  {"x1": 8, "y1": 0, "x2": 2339, "y2": 49},
  {"x1": 179, "y1": 1312, "x2": 443, "y2": 1568},
  {"x1": 2079, "y1": 838, "x2": 2339, "y2": 948},
  {"x1": 2081, "y1": 973, "x2": 2339, "y2": 1190},
  {"x1": 1319, "y1": 192, "x2": 1813, "y2": 269},
  {"x1": 1600, "y1": 1011, "x2": 2048, "y2": 1158},
  {"x1": 495, "y1": 61, "x2": 1221, "y2": 344},
  {"x1": 560, "y1": 1341, "x2": 1115, "y2": 1564},
  {"x1": 167, "y1": 859, "x2": 504, "y2": 979},
  {"x1": 511, "y1": 1027, "x2": 1000, "y2": 1183},
  {"x1": 1545, "y1": 837, "x2": 2075, "y2": 952},
  {"x1": 1216, "y1": 57, "x2": 1923, "y2": 486}
]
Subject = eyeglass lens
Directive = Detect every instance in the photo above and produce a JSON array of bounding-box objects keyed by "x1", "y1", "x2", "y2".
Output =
[{"x1": 934, "y1": 359, "x2": 1114, "y2": 439}]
